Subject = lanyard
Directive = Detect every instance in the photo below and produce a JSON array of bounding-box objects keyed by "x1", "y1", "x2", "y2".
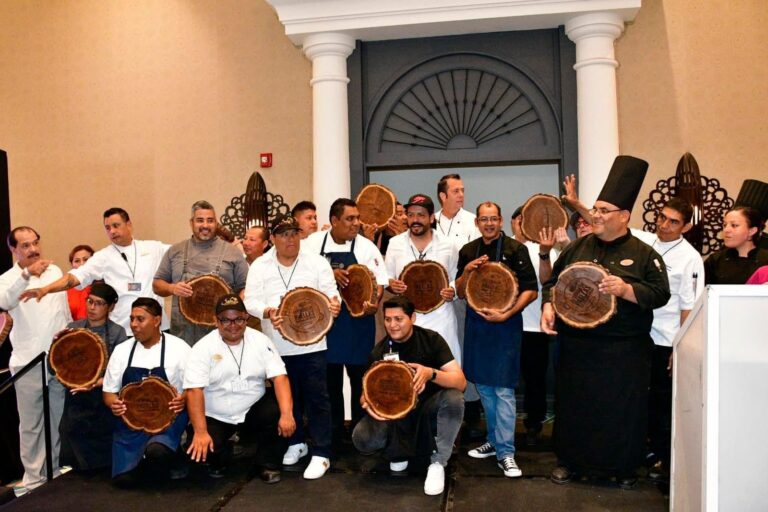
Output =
[
  {"x1": 225, "y1": 340, "x2": 245, "y2": 376},
  {"x1": 277, "y1": 257, "x2": 300, "y2": 290},
  {"x1": 113, "y1": 241, "x2": 137, "y2": 280},
  {"x1": 409, "y1": 238, "x2": 430, "y2": 261},
  {"x1": 437, "y1": 212, "x2": 455, "y2": 238}
]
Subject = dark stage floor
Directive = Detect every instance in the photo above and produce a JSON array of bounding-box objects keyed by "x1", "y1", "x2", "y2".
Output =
[{"x1": 1, "y1": 426, "x2": 668, "y2": 512}]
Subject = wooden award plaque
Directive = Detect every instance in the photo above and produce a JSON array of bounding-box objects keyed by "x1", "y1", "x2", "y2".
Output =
[
  {"x1": 362, "y1": 360, "x2": 417, "y2": 420},
  {"x1": 48, "y1": 329, "x2": 108, "y2": 389},
  {"x1": 465, "y1": 262, "x2": 519, "y2": 313},
  {"x1": 179, "y1": 274, "x2": 232, "y2": 327},
  {"x1": 356, "y1": 184, "x2": 397, "y2": 228},
  {"x1": 340, "y1": 264, "x2": 378, "y2": 318},
  {"x1": 399, "y1": 260, "x2": 449, "y2": 314},
  {"x1": 276, "y1": 287, "x2": 334, "y2": 345},
  {"x1": 552, "y1": 262, "x2": 616, "y2": 329},
  {"x1": 521, "y1": 194, "x2": 569, "y2": 244},
  {"x1": 0, "y1": 312, "x2": 12, "y2": 346},
  {"x1": 118, "y1": 376, "x2": 178, "y2": 434}
]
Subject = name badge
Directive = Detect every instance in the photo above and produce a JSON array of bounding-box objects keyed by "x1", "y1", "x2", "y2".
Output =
[
  {"x1": 128, "y1": 282, "x2": 142, "y2": 291},
  {"x1": 383, "y1": 352, "x2": 399, "y2": 362},
  {"x1": 231, "y1": 377, "x2": 249, "y2": 392}
]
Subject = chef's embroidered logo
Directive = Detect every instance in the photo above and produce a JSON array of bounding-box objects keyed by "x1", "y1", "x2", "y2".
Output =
[{"x1": 620, "y1": 259, "x2": 634, "y2": 266}]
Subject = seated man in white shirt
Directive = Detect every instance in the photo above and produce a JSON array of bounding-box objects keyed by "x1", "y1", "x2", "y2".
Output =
[{"x1": 184, "y1": 294, "x2": 295, "y2": 483}]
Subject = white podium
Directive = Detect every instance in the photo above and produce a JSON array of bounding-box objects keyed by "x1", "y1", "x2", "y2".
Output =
[{"x1": 671, "y1": 285, "x2": 768, "y2": 511}]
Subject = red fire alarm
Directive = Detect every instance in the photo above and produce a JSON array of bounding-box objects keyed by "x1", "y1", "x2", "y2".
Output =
[{"x1": 260, "y1": 153, "x2": 272, "y2": 168}]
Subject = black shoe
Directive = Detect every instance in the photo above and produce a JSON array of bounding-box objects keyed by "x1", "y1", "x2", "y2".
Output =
[
  {"x1": 550, "y1": 466, "x2": 572, "y2": 485},
  {"x1": 526, "y1": 429, "x2": 541, "y2": 447},
  {"x1": 208, "y1": 465, "x2": 226, "y2": 479},
  {"x1": 648, "y1": 460, "x2": 669, "y2": 482},
  {"x1": 618, "y1": 477, "x2": 637, "y2": 490},
  {"x1": 259, "y1": 468, "x2": 282, "y2": 484}
]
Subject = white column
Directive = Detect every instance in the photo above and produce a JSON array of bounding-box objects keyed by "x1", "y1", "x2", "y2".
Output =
[
  {"x1": 565, "y1": 12, "x2": 625, "y2": 207},
  {"x1": 302, "y1": 32, "x2": 355, "y2": 224}
]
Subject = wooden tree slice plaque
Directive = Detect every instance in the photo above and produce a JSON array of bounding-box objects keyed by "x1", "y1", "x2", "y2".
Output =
[
  {"x1": 521, "y1": 194, "x2": 569, "y2": 244},
  {"x1": 118, "y1": 376, "x2": 178, "y2": 434},
  {"x1": 362, "y1": 360, "x2": 417, "y2": 420},
  {"x1": 399, "y1": 260, "x2": 449, "y2": 314},
  {"x1": 48, "y1": 329, "x2": 108, "y2": 389},
  {"x1": 465, "y1": 262, "x2": 519, "y2": 313},
  {"x1": 179, "y1": 274, "x2": 232, "y2": 327},
  {"x1": 276, "y1": 287, "x2": 334, "y2": 345},
  {"x1": 552, "y1": 262, "x2": 616, "y2": 329},
  {"x1": 340, "y1": 264, "x2": 377, "y2": 318},
  {"x1": 356, "y1": 184, "x2": 397, "y2": 228},
  {"x1": 0, "y1": 312, "x2": 12, "y2": 346}
]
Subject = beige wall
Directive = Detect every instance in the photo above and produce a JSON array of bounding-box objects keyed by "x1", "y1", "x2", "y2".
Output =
[
  {"x1": 1, "y1": 0, "x2": 764, "y2": 266},
  {"x1": 0, "y1": 0, "x2": 313, "y2": 266},
  {"x1": 617, "y1": 0, "x2": 768, "y2": 225}
]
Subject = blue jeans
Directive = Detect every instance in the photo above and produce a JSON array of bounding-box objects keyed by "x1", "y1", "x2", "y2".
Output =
[
  {"x1": 476, "y1": 384, "x2": 517, "y2": 458},
  {"x1": 282, "y1": 351, "x2": 332, "y2": 458}
]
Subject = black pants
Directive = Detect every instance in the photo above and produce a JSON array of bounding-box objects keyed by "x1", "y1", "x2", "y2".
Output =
[
  {"x1": 327, "y1": 363, "x2": 365, "y2": 434},
  {"x1": 204, "y1": 388, "x2": 286, "y2": 470},
  {"x1": 648, "y1": 345, "x2": 673, "y2": 466},
  {"x1": 521, "y1": 331, "x2": 550, "y2": 431}
]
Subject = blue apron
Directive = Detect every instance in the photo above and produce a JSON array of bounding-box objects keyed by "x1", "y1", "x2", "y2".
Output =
[
  {"x1": 463, "y1": 237, "x2": 523, "y2": 389},
  {"x1": 112, "y1": 334, "x2": 189, "y2": 477},
  {"x1": 320, "y1": 233, "x2": 375, "y2": 365}
]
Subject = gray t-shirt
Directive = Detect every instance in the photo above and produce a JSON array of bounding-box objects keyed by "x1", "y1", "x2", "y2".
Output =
[{"x1": 154, "y1": 237, "x2": 249, "y2": 345}]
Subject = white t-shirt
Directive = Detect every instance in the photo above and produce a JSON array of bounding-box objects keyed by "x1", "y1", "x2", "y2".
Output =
[
  {"x1": 103, "y1": 333, "x2": 190, "y2": 393},
  {"x1": 633, "y1": 229, "x2": 705, "y2": 347},
  {"x1": 243, "y1": 250, "x2": 339, "y2": 357},
  {"x1": 303, "y1": 231, "x2": 389, "y2": 286},
  {"x1": 183, "y1": 328, "x2": 286, "y2": 424},
  {"x1": 518, "y1": 240, "x2": 558, "y2": 333},
  {"x1": 70, "y1": 239, "x2": 170, "y2": 331},
  {"x1": 435, "y1": 208, "x2": 481, "y2": 251}
]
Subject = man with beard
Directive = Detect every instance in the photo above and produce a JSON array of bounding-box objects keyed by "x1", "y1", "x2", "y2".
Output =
[
  {"x1": 19, "y1": 207, "x2": 170, "y2": 331},
  {"x1": 456, "y1": 202, "x2": 538, "y2": 477},
  {"x1": 154, "y1": 201, "x2": 249, "y2": 345},
  {"x1": 0, "y1": 227, "x2": 71, "y2": 494},
  {"x1": 541, "y1": 156, "x2": 670, "y2": 489},
  {"x1": 385, "y1": 194, "x2": 461, "y2": 363}
]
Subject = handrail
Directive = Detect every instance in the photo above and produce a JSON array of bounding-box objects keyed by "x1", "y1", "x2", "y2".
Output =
[{"x1": 0, "y1": 351, "x2": 54, "y2": 481}]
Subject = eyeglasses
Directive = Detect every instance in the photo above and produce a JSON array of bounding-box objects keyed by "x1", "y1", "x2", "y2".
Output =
[
  {"x1": 477, "y1": 216, "x2": 501, "y2": 224},
  {"x1": 217, "y1": 317, "x2": 247, "y2": 327},
  {"x1": 86, "y1": 298, "x2": 108, "y2": 307},
  {"x1": 589, "y1": 207, "x2": 623, "y2": 216}
]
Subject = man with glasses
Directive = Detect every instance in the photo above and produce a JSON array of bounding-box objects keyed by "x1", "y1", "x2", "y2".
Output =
[
  {"x1": 633, "y1": 198, "x2": 704, "y2": 482},
  {"x1": 184, "y1": 294, "x2": 294, "y2": 483},
  {"x1": 455, "y1": 202, "x2": 538, "y2": 478},
  {"x1": 541, "y1": 156, "x2": 670, "y2": 489}
]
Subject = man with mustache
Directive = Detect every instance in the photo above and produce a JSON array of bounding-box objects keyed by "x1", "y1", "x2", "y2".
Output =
[
  {"x1": 0, "y1": 226, "x2": 71, "y2": 495},
  {"x1": 384, "y1": 194, "x2": 461, "y2": 363},
  {"x1": 20, "y1": 208, "x2": 170, "y2": 332},
  {"x1": 154, "y1": 201, "x2": 249, "y2": 345}
]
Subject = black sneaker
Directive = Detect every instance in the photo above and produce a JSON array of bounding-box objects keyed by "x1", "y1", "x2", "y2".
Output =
[
  {"x1": 467, "y1": 442, "x2": 496, "y2": 459},
  {"x1": 497, "y1": 456, "x2": 522, "y2": 478}
]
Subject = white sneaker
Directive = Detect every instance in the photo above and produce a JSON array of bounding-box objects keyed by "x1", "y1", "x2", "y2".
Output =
[
  {"x1": 498, "y1": 456, "x2": 522, "y2": 478},
  {"x1": 389, "y1": 460, "x2": 409, "y2": 472},
  {"x1": 282, "y1": 443, "x2": 308, "y2": 465},
  {"x1": 467, "y1": 442, "x2": 496, "y2": 459},
  {"x1": 303, "y1": 456, "x2": 330, "y2": 480},
  {"x1": 423, "y1": 462, "x2": 445, "y2": 495}
]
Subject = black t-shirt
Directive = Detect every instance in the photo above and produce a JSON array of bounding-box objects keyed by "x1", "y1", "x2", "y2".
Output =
[
  {"x1": 370, "y1": 325, "x2": 455, "y2": 399},
  {"x1": 704, "y1": 247, "x2": 768, "y2": 285},
  {"x1": 456, "y1": 234, "x2": 538, "y2": 293}
]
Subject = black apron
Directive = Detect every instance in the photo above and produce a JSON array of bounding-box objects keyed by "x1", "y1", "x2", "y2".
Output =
[
  {"x1": 111, "y1": 334, "x2": 188, "y2": 477},
  {"x1": 320, "y1": 233, "x2": 375, "y2": 365},
  {"x1": 462, "y1": 238, "x2": 523, "y2": 388}
]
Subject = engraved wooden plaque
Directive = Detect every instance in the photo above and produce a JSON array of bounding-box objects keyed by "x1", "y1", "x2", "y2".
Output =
[
  {"x1": 356, "y1": 184, "x2": 397, "y2": 228},
  {"x1": 179, "y1": 274, "x2": 232, "y2": 327},
  {"x1": 276, "y1": 287, "x2": 334, "y2": 345},
  {"x1": 399, "y1": 260, "x2": 449, "y2": 314},
  {"x1": 362, "y1": 360, "x2": 417, "y2": 420},
  {"x1": 48, "y1": 329, "x2": 108, "y2": 389},
  {"x1": 0, "y1": 312, "x2": 12, "y2": 346},
  {"x1": 119, "y1": 376, "x2": 178, "y2": 434},
  {"x1": 340, "y1": 264, "x2": 378, "y2": 318},
  {"x1": 552, "y1": 262, "x2": 616, "y2": 329},
  {"x1": 521, "y1": 194, "x2": 569, "y2": 244},
  {"x1": 465, "y1": 262, "x2": 519, "y2": 313}
]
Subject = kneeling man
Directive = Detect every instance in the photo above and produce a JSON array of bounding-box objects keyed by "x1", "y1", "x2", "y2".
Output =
[
  {"x1": 184, "y1": 294, "x2": 295, "y2": 482},
  {"x1": 353, "y1": 296, "x2": 466, "y2": 496}
]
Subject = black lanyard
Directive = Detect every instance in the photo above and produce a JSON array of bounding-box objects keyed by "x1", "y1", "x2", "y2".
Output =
[
  {"x1": 277, "y1": 258, "x2": 300, "y2": 290},
  {"x1": 225, "y1": 339, "x2": 245, "y2": 376},
  {"x1": 113, "y1": 241, "x2": 137, "y2": 280}
]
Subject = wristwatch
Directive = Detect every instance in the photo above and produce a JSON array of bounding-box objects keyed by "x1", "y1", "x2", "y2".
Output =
[
  {"x1": 538, "y1": 252, "x2": 550, "y2": 261},
  {"x1": 431, "y1": 369, "x2": 437, "y2": 381}
]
